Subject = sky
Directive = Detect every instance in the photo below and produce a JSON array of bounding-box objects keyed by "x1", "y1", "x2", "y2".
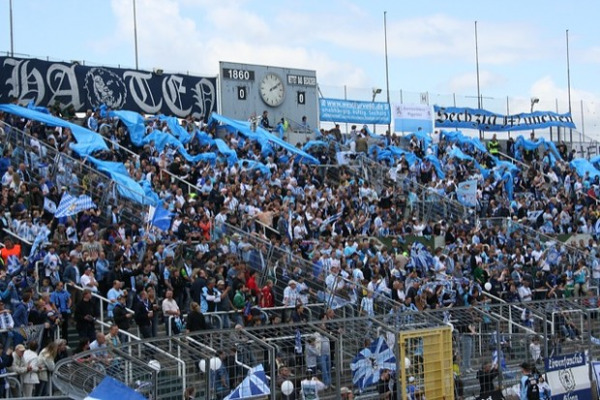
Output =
[{"x1": 1, "y1": 0, "x2": 600, "y2": 136}]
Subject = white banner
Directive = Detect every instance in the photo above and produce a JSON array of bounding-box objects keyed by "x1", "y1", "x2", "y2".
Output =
[
  {"x1": 545, "y1": 352, "x2": 592, "y2": 400},
  {"x1": 392, "y1": 103, "x2": 433, "y2": 133}
]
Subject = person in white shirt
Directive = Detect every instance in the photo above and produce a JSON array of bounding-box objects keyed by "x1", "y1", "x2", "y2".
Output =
[
  {"x1": 80, "y1": 267, "x2": 99, "y2": 292},
  {"x1": 517, "y1": 280, "x2": 533, "y2": 302},
  {"x1": 282, "y1": 280, "x2": 299, "y2": 307},
  {"x1": 90, "y1": 332, "x2": 109, "y2": 360},
  {"x1": 301, "y1": 376, "x2": 326, "y2": 400},
  {"x1": 162, "y1": 290, "x2": 181, "y2": 334}
]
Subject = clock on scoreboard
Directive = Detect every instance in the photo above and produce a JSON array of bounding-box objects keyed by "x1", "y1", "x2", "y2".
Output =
[{"x1": 219, "y1": 61, "x2": 318, "y2": 134}]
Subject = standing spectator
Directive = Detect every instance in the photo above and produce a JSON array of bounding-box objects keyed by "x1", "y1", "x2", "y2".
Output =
[
  {"x1": 134, "y1": 290, "x2": 154, "y2": 339},
  {"x1": 200, "y1": 279, "x2": 222, "y2": 313},
  {"x1": 377, "y1": 368, "x2": 396, "y2": 400},
  {"x1": 318, "y1": 333, "x2": 332, "y2": 389},
  {"x1": 80, "y1": 266, "x2": 99, "y2": 293},
  {"x1": 305, "y1": 336, "x2": 319, "y2": 375},
  {"x1": 11, "y1": 342, "x2": 39, "y2": 397},
  {"x1": 476, "y1": 363, "x2": 499, "y2": 397},
  {"x1": 260, "y1": 280, "x2": 275, "y2": 309},
  {"x1": 74, "y1": 289, "x2": 97, "y2": 341},
  {"x1": 520, "y1": 362, "x2": 539, "y2": 400},
  {"x1": 50, "y1": 281, "x2": 71, "y2": 343},
  {"x1": 212, "y1": 350, "x2": 230, "y2": 399},
  {"x1": 0, "y1": 301, "x2": 14, "y2": 348},
  {"x1": 162, "y1": 289, "x2": 181, "y2": 335},
  {"x1": 301, "y1": 376, "x2": 326, "y2": 400},
  {"x1": 106, "y1": 280, "x2": 124, "y2": 319},
  {"x1": 36, "y1": 340, "x2": 58, "y2": 396},
  {"x1": 12, "y1": 292, "x2": 31, "y2": 346},
  {"x1": 113, "y1": 295, "x2": 133, "y2": 341},
  {"x1": 186, "y1": 302, "x2": 207, "y2": 333}
]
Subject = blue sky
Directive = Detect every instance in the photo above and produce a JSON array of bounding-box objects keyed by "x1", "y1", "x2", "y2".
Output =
[{"x1": 1, "y1": 0, "x2": 600, "y2": 134}]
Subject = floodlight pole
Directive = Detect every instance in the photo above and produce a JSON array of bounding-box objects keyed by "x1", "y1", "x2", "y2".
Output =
[
  {"x1": 9, "y1": 0, "x2": 14, "y2": 57},
  {"x1": 384, "y1": 11, "x2": 391, "y2": 136},
  {"x1": 475, "y1": 21, "x2": 483, "y2": 139},
  {"x1": 133, "y1": 0, "x2": 139, "y2": 69}
]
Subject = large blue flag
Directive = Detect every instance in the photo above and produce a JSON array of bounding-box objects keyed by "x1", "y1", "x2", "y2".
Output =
[
  {"x1": 150, "y1": 203, "x2": 174, "y2": 232},
  {"x1": 456, "y1": 179, "x2": 478, "y2": 207},
  {"x1": 84, "y1": 376, "x2": 146, "y2": 400}
]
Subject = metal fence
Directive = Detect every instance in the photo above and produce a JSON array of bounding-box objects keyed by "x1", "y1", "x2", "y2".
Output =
[{"x1": 51, "y1": 297, "x2": 600, "y2": 400}]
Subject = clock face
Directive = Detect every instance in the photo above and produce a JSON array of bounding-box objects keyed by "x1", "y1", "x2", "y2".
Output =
[{"x1": 259, "y1": 73, "x2": 285, "y2": 107}]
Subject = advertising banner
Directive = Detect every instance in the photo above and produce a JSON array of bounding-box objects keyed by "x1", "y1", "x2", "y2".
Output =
[{"x1": 319, "y1": 98, "x2": 391, "y2": 124}]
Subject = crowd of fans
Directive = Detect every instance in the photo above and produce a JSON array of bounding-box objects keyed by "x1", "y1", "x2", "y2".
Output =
[{"x1": 0, "y1": 103, "x2": 597, "y2": 398}]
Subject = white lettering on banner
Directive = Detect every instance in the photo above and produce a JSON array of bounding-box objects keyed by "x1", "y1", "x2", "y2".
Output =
[
  {"x1": 3, "y1": 58, "x2": 46, "y2": 103},
  {"x1": 564, "y1": 393, "x2": 579, "y2": 400},
  {"x1": 162, "y1": 75, "x2": 192, "y2": 116},
  {"x1": 47, "y1": 64, "x2": 83, "y2": 110},
  {"x1": 191, "y1": 78, "x2": 216, "y2": 120},
  {"x1": 1, "y1": 57, "x2": 217, "y2": 118},
  {"x1": 435, "y1": 106, "x2": 575, "y2": 130},
  {"x1": 123, "y1": 70, "x2": 163, "y2": 114},
  {"x1": 547, "y1": 353, "x2": 585, "y2": 370}
]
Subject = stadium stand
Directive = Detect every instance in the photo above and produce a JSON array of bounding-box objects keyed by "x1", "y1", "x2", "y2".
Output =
[{"x1": 0, "y1": 100, "x2": 598, "y2": 399}]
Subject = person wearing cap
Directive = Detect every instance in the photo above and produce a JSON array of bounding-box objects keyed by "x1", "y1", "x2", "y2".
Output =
[
  {"x1": 520, "y1": 362, "x2": 539, "y2": 400},
  {"x1": 10, "y1": 341, "x2": 39, "y2": 397},
  {"x1": 113, "y1": 294, "x2": 133, "y2": 339}
]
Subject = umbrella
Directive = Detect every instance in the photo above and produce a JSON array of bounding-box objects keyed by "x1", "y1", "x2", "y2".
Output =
[
  {"x1": 350, "y1": 336, "x2": 396, "y2": 390},
  {"x1": 223, "y1": 364, "x2": 270, "y2": 400}
]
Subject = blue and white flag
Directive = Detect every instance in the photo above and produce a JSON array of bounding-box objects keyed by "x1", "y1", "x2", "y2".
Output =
[
  {"x1": 43, "y1": 198, "x2": 57, "y2": 214},
  {"x1": 350, "y1": 336, "x2": 396, "y2": 390},
  {"x1": 149, "y1": 203, "x2": 174, "y2": 232},
  {"x1": 55, "y1": 193, "x2": 97, "y2": 218},
  {"x1": 223, "y1": 364, "x2": 270, "y2": 400},
  {"x1": 456, "y1": 179, "x2": 478, "y2": 207},
  {"x1": 319, "y1": 212, "x2": 343, "y2": 232},
  {"x1": 83, "y1": 376, "x2": 146, "y2": 400},
  {"x1": 294, "y1": 329, "x2": 302, "y2": 354},
  {"x1": 29, "y1": 225, "x2": 51, "y2": 259}
]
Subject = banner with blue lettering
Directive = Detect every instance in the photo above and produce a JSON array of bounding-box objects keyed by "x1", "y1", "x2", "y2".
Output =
[
  {"x1": 319, "y1": 98, "x2": 391, "y2": 124},
  {"x1": 0, "y1": 56, "x2": 217, "y2": 119},
  {"x1": 434, "y1": 105, "x2": 576, "y2": 131},
  {"x1": 545, "y1": 352, "x2": 591, "y2": 400}
]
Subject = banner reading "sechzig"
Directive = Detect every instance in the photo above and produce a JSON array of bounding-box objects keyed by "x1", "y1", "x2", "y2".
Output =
[
  {"x1": 319, "y1": 98, "x2": 391, "y2": 124},
  {"x1": 434, "y1": 105, "x2": 576, "y2": 131}
]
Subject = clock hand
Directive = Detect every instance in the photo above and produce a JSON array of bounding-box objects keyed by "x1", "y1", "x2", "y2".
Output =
[{"x1": 270, "y1": 82, "x2": 282, "y2": 92}]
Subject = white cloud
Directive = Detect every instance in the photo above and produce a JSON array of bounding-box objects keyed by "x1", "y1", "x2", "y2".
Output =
[
  {"x1": 530, "y1": 76, "x2": 600, "y2": 139},
  {"x1": 104, "y1": 0, "x2": 372, "y2": 87},
  {"x1": 447, "y1": 70, "x2": 506, "y2": 93},
  {"x1": 582, "y1": 46, "x2": 600, "y2": 63}
]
